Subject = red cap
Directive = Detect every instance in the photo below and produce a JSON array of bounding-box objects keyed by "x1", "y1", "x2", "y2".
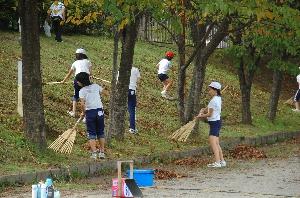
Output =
[{"x1": 165, "y1": 51, "x2": 174, "y2": 59}]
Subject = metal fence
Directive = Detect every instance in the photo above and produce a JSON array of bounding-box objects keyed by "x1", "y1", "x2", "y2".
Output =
[{"x1": 138, "y1": 15, "x2": 229, "y2": 48}]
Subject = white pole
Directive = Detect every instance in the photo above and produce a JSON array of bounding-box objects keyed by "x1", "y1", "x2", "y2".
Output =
[{"x1": 17, "y1": 60, "x2": 23, "y2": 117}]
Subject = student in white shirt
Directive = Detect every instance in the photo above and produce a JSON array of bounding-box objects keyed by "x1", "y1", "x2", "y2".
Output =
[
  {"x1": 76, "y1": 72, "x2": 105, "y2": 160},
  {"x1": 156, "y1": 51, "x2": 174, "y2": 98},
  {"x1": 293, "y1": 67, "x2": 300, "y2": 112},
  {"x1": 47, "y1": 0, "x2": 65, "y2": 42},
  {"x1": 128, "y1": 67, "x2": 141, "y2": 134},
  {"x1": 61, "y1": 48, "x2": 92, "y2": 117},
  {"x1": 196, "y1": 81, "x2": 226, "y2": 168}
]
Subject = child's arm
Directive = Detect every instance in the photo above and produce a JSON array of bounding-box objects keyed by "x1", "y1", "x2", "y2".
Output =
[
  {"x1": 196, "y1": 107, "x2": 213, "y2": 119},
  {"x1": 79, "y1": 99, "x2": 86, "y2": 118},
  {"x1": 61, "y1": 68, "x2": 73, "y2": 83}
]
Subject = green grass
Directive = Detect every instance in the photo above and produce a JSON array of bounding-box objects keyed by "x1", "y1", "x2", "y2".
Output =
[{"x1": 0, "y1": 31, "x2": 299, "y2": 175}]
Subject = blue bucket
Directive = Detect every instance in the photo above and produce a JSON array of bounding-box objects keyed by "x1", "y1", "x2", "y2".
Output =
[{"x1": 126, "y1": 169, "x2": 154, "y2": 187}]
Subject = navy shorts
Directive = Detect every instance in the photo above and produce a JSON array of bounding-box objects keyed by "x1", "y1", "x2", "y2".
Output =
[
  {"x1": 208, "y1": 120, "x2": 222, "y2": 137},
  {"x1": 158, "y1": 74, "x2": 169, "y2": 82},
  {"x1": 294, "y1": 89, "x2": 300, "y2": 102},
  {"x1": 86, "y1": 108, "x2": 105, "y2": 139}
]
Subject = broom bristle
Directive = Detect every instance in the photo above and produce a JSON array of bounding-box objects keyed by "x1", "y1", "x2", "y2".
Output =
[
  {"x1": 59, "y1": 129, "x2": 77, "y2": 154},
  {"x1": 170, "y1": 120, "x2": 196, "y2": 142},
  {"x1": 48, "y1": 128, "x2": 73, "y2": 152}
]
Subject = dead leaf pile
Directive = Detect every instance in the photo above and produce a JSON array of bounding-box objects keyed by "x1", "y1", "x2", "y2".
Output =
[
  {"x1": 174, "y1": 157, "x2": 210, "y2": 167},
  {"x1": 230, "y1": 144, "x2": 267, "y2": 160},
  {"x1": 155, "y1": 169, "x2": 185, "y2": 180}
]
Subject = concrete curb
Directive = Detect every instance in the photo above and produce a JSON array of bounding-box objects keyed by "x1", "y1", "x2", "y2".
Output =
[{"x1": 0, "y1": 131, "x2": 299, "y2": 186}]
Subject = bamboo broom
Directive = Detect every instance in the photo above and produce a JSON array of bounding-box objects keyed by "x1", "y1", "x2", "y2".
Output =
[
  {"x1": 170, "y1": 85, "x2": 228, "y2": 142},
  {"x1": 48, "y1": 118, "x2": 82, "y2": 153}
]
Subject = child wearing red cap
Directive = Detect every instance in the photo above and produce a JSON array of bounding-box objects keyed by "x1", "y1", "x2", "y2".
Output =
[{"x1": 156, "y1": 51, "x2": 174, "y2": 99}]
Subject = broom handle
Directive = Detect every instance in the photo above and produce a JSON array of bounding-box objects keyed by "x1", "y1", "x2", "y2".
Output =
[
  {"x1": 73, "y1": 117, "x2": 82, "y2": 129},
  {"x1": 91, "y1": 76, "x2": 110, "y2": 84}
]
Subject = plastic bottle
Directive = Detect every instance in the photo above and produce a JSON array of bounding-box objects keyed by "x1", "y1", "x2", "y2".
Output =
[
  {"x1": 32, "y1": 184, "x2": 38, "y2": 198},
  {"x1": 46, "y1": 178, "x2": 54, "y2": 198},
  {"x1": 40, "y1": 184, "x2": 47, "y2": 198},
  {"x1": 54, "y1": 190, "x2": 60, "y2": 198}
]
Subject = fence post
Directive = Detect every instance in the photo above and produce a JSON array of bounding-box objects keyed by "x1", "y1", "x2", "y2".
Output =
[{"x1": 17, "y1": 60, "x2": 23, "y2": 117}]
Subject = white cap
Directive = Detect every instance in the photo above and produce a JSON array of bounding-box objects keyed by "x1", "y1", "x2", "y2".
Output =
[
  {"x1": 209, "y1": 81, "x2": 221, "y2": 90},
  {"x1": 75, "y1": 48, "x2": 86, "y2": 55}
]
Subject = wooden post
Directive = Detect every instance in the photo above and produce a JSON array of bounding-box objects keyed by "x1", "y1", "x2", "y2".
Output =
[{"x1": 17, "y1": 60, "x2": 23, "y2": 117}]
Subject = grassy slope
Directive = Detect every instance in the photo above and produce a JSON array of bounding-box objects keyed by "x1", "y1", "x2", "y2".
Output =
[{"x1": 0, "y1": 31, "x2": 299, "y2": 175}]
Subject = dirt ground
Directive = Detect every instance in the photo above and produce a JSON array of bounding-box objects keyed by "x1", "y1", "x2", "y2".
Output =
[{"x1": 2, "y1": 141, "x2": 300, "y2": 198}]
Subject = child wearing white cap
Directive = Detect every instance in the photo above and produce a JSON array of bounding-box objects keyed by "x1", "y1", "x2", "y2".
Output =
[
  {"x1": 61, "y1": 48, "x2": 92, "y2": 118},
  {"x1": 292, "y1": 67, "x2": 300, "y2": 112},
  {"x1": 196, "y1": 81, "x2": 226, "y2": 168}
]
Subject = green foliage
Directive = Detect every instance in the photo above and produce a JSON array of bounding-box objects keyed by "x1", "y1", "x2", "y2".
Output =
[{"x1": 0, "y1": 0, "x2": 17, "y2": 30}]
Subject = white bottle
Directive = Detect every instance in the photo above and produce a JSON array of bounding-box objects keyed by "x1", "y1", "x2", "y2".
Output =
[
  {"x1": 54, "y1": 190, "x2": 60, "y2": 198},
  {"x1": 40, "y1": 184, "x2": 47, "y2": 198},
  {"x1": 32, "y1": 185, "x2": 38, "y2": 198}
]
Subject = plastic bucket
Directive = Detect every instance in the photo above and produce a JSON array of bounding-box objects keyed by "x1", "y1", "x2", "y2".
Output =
[{"x1": 126, "y1": 169, "x2": 154, "y2": 187}]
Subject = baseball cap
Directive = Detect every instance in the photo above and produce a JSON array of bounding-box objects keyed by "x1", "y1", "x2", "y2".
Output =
[
  {"x1": 75, "y1": 48, "x2": 86, "y2": 55},
  {"x1": 209, "y1": 81, "x2": 221, "y2": 90},
  {"x1": 165, "y1": 51, "x2": 175, "y2": 59}
]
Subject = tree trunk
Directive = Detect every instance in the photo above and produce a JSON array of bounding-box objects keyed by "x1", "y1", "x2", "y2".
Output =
[
  {"x1": 238, "y1": 57, "x2": 256, "y2": 124},
  {"x1": 185, "y1": 18, "x2": 230, "y2": 124},
  {"x1": 107, "y1": 26, "x2": 120, "y2": 143},
  {"x1": 19, "y1": 0, "x2": 46, "y2": 148},
  {"x1": 110, "y1": 16, "x2": 140, "y2": 140},
  {"x1": 267, "y1": 69, "x2": 283, "y2": 122},
  {"x1": 177, "y1": 34, "x2": 186, "y2": 124}
]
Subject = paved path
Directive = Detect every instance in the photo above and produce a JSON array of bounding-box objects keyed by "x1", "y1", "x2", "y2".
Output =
[{"x1": 4, "y1": 156, "x2": 300, "y2": 198}]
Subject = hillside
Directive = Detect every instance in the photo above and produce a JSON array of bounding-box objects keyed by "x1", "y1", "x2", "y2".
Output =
[{"x1": 0, "y1": 31, "x2": 299, "y2": 175}]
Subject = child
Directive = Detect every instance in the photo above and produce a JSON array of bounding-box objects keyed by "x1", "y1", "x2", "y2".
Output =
[
  {"x1": 47, "y1": 0, "x2": 65, "y2": 42},
  {"x1": 128, "y1": 66, "x2": 141, "y2": 134},
  {"x1": 292, "y1": 67, "x2": 300, "y2": 112},
  {"x1": 75, "y1": 72, "x2": 105, "y2": 160},
  {"x1": 61, "y1": 48, "x2": 92, "y2": 118},
  {"x1": 156, "y1": 51, "x2": 174, "y2": 98},
  {"x1": 195, "y1": 81, "x2": 226, "y2": 168}
]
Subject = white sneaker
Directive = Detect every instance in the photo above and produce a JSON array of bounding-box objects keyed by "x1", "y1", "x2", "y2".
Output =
[
  {"x1": 90, "y1": 152, "x2": 97, "y2": 160},
  {"x1": 220, "y1": 160, "x2": 226, "y2": 167},
  {"x1": 68, "y1": 111, "x2": 75, "y2": 117},
  {"x1": 129, "y1": 128, "x2": 138, "y2": 134},
  {"x1": 82, "y1": 117, "x2": 86, "y2": 123},
  {"x1": 292, "y1": 109, "x2": 300, "y2": 112},
  {"x1": 98, "y1": 152, "x2": 105, "y2": 159},
  {"x1": 207, "y1": 162, "x2": 222, "y2": 168},
  {"x1": 161, "y1": 90, "x2": 167, "y2": 98}
]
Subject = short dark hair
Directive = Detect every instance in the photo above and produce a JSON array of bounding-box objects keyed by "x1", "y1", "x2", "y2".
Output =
[
  {"x1": 76, "y1": 53, "x2": 88, "y2": 60},
  {"x1": 75, "y1": 72, "x2": 91, "y2": 87},
  {"x1": 209, "y1": 86, "x2": 221, "y2": 96}
]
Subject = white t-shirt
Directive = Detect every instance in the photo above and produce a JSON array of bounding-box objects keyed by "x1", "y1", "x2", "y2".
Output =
[
  {"x1": 129, "y1": 67, "x2": 141, "y2": 91},
  {"x1": 49, "y1": 2, "x2": 65, "y2": 19},
  {"x1": 79, "y1": 84, "x2": 103, "y2": 110},
  {"x1": 157, "y1": 58, "x2": 171, "y2": 74},
  {"x1": 207, "y1": 96, "x2": 222, "y2": 121},
  {"x1": 297, "y1": 74, "x2": 300, "y2": 89},
  {"x1": 71, "y1": 59, "x2": 92, "y2": 76}
]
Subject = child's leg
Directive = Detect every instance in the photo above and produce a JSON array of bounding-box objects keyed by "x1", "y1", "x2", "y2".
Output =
[
  {"x1": 295, "y1": 101, "x2": 300, "y2": 110},
  {"x1": 95, "y1": 108, "x2": 105, "y2": 152},
  {"x1": 216, "y1": 137, "x2": 224, "y2": 161},
  {"x1": 98, "y1": 138, "x2": 105, "y2": 153},
  {"x1": 128, "y1": 90, "x2": 137, "y2": 130},
  {"x1": 162, "y1": 79, "x2": 172, "y2": 92},
  {"x1": 89, "y1": 139, "x2": 97, "y2": 152},
  {"x1": 86, "y1": 109, "x2": 97, "y2": 152},
  {"x1": 72, "y1": 101, "x2": 77, "y2": 115},
  {"x1": 209, "y1": 136, "x2": 220, "y2": 162}
]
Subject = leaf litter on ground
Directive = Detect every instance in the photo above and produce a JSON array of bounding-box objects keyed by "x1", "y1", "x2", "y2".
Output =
[{"x1": 230, "y1": 144, "x2": 267, "y2": 160}]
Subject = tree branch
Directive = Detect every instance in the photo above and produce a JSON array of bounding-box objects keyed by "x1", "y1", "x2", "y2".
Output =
[
  {"x1": 181, "y1": 23, "x2": 215, "y2": 71},
  {"x1": 154, "y1": 19, "x2": 179, "y2": 45}
]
